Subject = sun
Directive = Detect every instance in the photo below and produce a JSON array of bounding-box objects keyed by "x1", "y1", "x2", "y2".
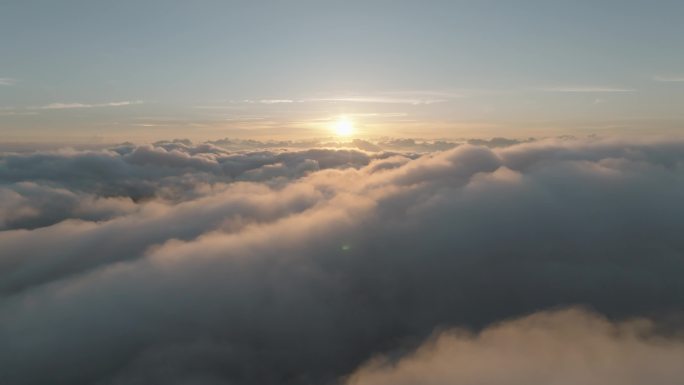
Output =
[{"x1": 333, "y1": 116, "x2": 355, "y2": 137}]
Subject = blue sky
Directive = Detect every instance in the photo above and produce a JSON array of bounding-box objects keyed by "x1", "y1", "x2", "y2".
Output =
[{"x1": 2, "y1": 0, "x2": 684, "y2": 141}]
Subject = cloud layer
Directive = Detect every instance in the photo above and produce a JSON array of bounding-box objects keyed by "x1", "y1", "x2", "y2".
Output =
[{"x1": 1, "y1": 138, "x2": 684, "y2": 384}]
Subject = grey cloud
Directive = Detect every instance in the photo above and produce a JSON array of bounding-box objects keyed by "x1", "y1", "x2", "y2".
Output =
[
  {"x1": 467, "y1": 137, "x2": 534, "y2": 148},
  {"x1": 0, "y1": 182, "x2": 137, "y2": 230},
  {"x1": 0, "y1": 182, "x2": 324, "y2": 295},
  {"x1": 205, "y1": 137, "x2": 463, "y2": 153},
  {"x1": 375, "y1": 138, "x2": 458, "y2": 152},
  {"x1": 350, "y1": 139, "x2": 383, "y2": 152},
  {"x1": 0, "y1": 142, "x2": 383, "y2": 203},
  {"x1": 1, "y1": 139, "x2": 684, "y2": 385}
]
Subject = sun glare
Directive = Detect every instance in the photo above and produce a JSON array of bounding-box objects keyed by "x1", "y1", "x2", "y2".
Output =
[{"x1": 334, "y1": 116, "x2": 355, "y2": 137}]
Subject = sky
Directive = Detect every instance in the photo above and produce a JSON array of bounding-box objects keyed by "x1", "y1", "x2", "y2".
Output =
[{"x1": 2, "y1": 0, "x2": 684, "y2": 142}]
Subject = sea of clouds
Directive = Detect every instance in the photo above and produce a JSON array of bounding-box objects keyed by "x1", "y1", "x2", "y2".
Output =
[{"x1": 1, "y1": 137, "x2": 684, "y2": 385}]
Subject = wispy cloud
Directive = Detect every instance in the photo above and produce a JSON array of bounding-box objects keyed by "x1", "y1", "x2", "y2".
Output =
[
  {"x1": 193, "y1": 105, "x2": 246, "y2": 110},
  {"x1": 34, "y1": 100, "x2": 144, "y2": 110},
  {"x1": 199, "y1": 90, "x2": 464, "y2": 109},
  {"x1": 307, "y1": 90, "x2": 465, "y2": 105},
  {"x1": 249, "y1": 99, "x2": 296, "y2": 104},
  {"x1": 0, "y1": 111, "x2": 38, "y2": 116},
  {"x1": 246, "y1": 97, "x2": 447, "y2": 105},
  {"x1": 346, "y1": 112, "x2": 408, "y2": 118},
  {"x1": 653, "y1": 75, "x2": 684, "y2": 82},
  {"x1": 379, "y1": 90, "x2": 465, "y2": 99},
  {"x1": 0, "y1": 106, "x2": 39, "y2": 116},
  {"x1": 538, "y1": 86, "x2": 635, "y2": 93},
  {"x1": 307, "y1": 96, "x2": 448, "y2": 105},
  {"x1": 195, "y1": 99, "x2": 299, "y2": 109},
  {"x1": 0, "y1": 77, "x2": 18, "y2": 86}
]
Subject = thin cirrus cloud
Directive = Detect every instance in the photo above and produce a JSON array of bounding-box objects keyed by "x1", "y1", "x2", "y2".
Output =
[
  {"x1": 248, "y1": 99, "x2": 296, "y2": 104},
  {"x1": 200, "y1": 91, "x2": 465, "y2": 108},
  {"x1": 537, "y1": 86, "x2": 636, "y2": 93},
  {"x1": 653, "y1": 75, "x2": 684, "y2": 82},
  {"x1": 305, "y1": 90, "x2": 463, "y2": 105},
  {"x1": 31, "y1": 100, "x2": 144, "y2": 110},
  {"x1": 306, "y1": 96, "x2": 448, "y2": 105},
  {"x1": 0, "y1": 77, "x2": 18, "y2": 86}
]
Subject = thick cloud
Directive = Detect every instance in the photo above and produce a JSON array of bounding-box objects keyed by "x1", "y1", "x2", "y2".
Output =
[
  {"x1": 0, "y1": 182, "x2": 137, "y2": 230},
  {"x1": 0, "y1": 141, "x2": 384, "y2": 204},
  {"x1": 1, "y1": 138, "x2": 684, "y2": 385},
  {"x1": 347, "y1": 308, "x2": 684, "y2": 385}
]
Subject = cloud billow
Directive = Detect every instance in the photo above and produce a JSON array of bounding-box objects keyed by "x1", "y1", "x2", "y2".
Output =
[
  {"x1": 1, "y1": 138, "x2": 684, "y2": 384},
  {"x1": 347, "y1": 308, "x2": 684, "y2": 385},
  {"x1": 0, "y1": 141, "x2": 381, "y2": 205}
]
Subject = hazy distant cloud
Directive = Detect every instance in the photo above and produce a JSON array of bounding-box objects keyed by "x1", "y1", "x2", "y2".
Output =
[
  {"x1": 376, "y1": 137, "x2": 458, "y2": 152},
  {"x1": 653, "y1": 75, "x2": 684, "y2": 82},
  {"x1": 467, "y1": 137, "x2": 533, "y2": 147},
  {"x1": 205, "y1": 137, "x2": 460, "y2": 153},
  {"x1": 538, "y1": 86, "x2": 635, "y2": 93},
  {"x1": 0, "y1": 77, "x2": 18, "y2": 86},
  {"x1": 2, "y1": 138, "x2": 684, "y2": 385},
  {"x1": 34, "y1": 100, "x2": 144, "y2": 110}
]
